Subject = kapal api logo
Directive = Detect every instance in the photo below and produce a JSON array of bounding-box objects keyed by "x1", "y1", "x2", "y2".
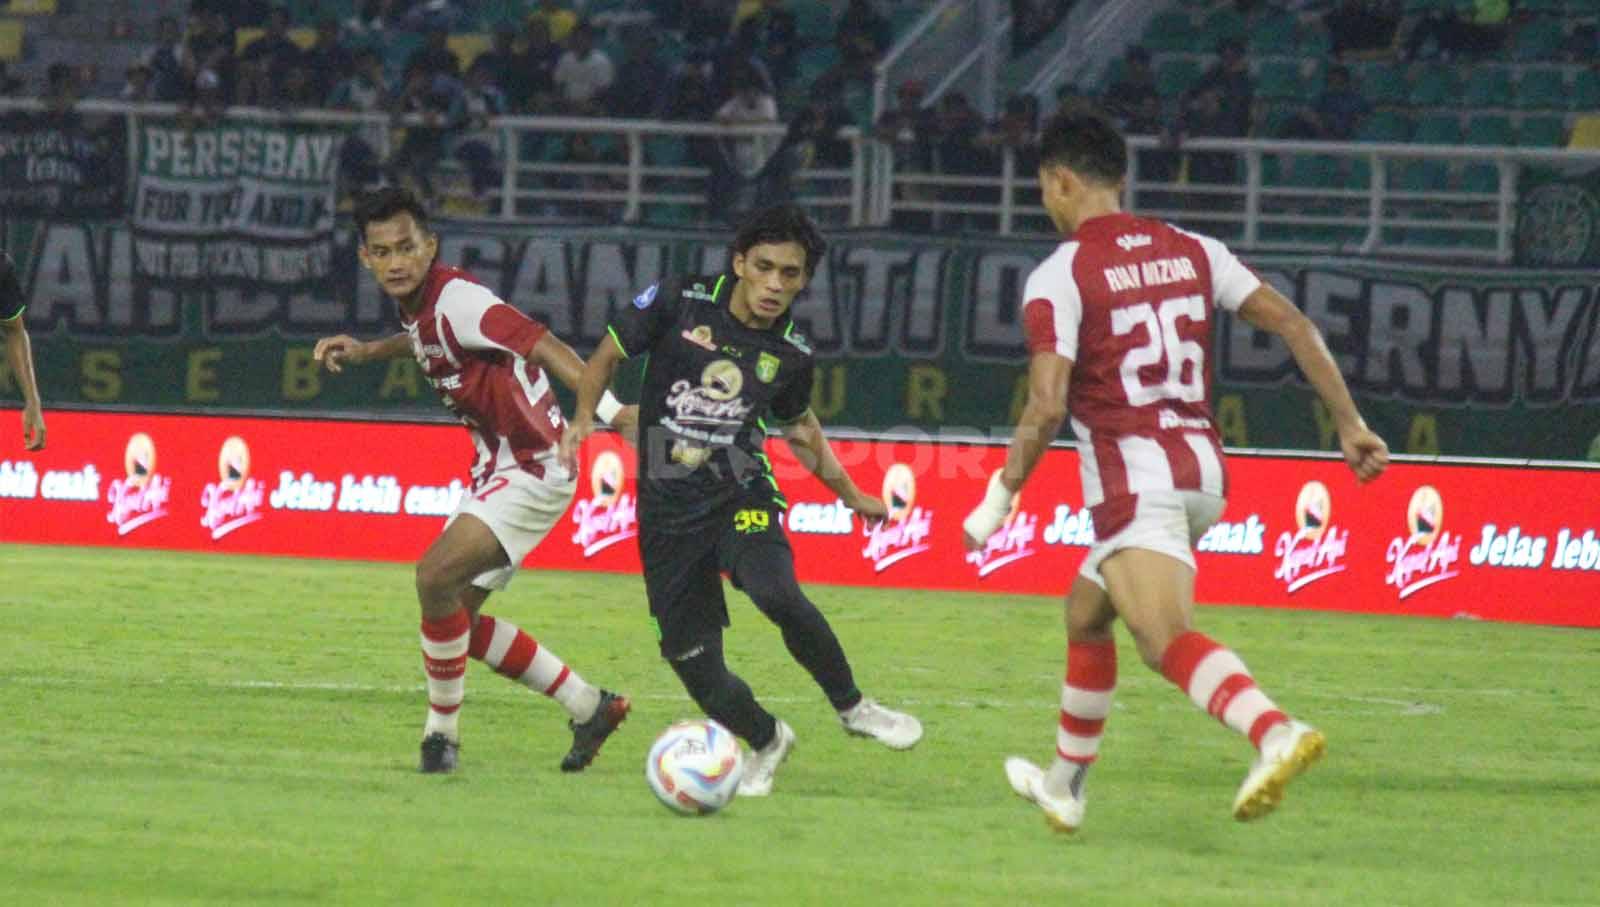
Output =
[
  {"x1": 106, "y1": 432, "x2": 172, "y2": 536},
  {"x1": 1384, "y1": 485, "x2": 1461, "y2": 599},
  {"x1": 1272, "y1": 481, "x2": 1349, "y2": 593},
  {"x1": 200, "y1": 435, "x2": 266, "y2": 540},
  {"x1": 965, "y1": 469, "x2": 1039, "y2": 578},
  {"x1": 571, "y1": 449, "x2": 637, "y2": 557},
  {"x1": 862, "y1": 463, "x2": 933, "y2": 573}
]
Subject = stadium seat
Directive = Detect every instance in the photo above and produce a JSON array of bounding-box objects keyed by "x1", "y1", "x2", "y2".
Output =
[
  {"x1": 1360, "y1": 63, "x2": 1408, "y2": 107},
  {"x1": 1356, "y1": 110, "x2": 1413, "y2": 142},
  {"x1": 1408, "y1": 64, "x2": 1461, "y2": 107},
  {"x1": 1511, "y1": 18, "x2": 1565, "y2": 62},
  {"x1": 1464, "y1": 114, "x2": 1514, "y2": 147},
  {"x1": 1459, "y1": 162, "x2": 1501, "y2": 194},
  {"x1": 1248, "y1": 12, "x2": 1298, "y2": 55},
  {"x1": 1287, "y1": 154, "x2": 1341, "y2": 188},
  {"x1": 1569, "y1": 69, "x2": 1600, "y2": 110},
  {"x1": 1393, "y1": 159, "x2": 1450, "y2": 192},
  {"x1": 1460, "y1": 66, "x2": 1512, "y2": 108},
  {"x1": 791, "y1": 0, "x2": 835, "y2": 43},
  {"x1": 1297, "y1": 23, "x2": 1332, "y2": 56},
  {"x1": 1142, "y1": 10, "x2": 1195, "y2": 53},
  {"x1": 1155, "y1": 58, "x2": 1201, "y2": 99},
  {"x1": 1199, "y1": 7, "x2": 1247, "y2": 45},
  {"x1": 1256, "y1": 60, "x2": 1306, "y2": 102},
  {"x1": 1515, "y1": 68, "x2": 1568, "y2": 110},
  {"x1": 1412, "y1": 113, "x2": 1463, "y2": 144},
  {"x1": 1518, "y1": 116, "x2": 1568, "y2": 147}
]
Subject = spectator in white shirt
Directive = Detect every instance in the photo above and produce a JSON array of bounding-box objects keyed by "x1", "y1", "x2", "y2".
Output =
[
  {"x1": 714, "y1": 63, "x2": 778, "y2": 177},
  {"x1": 553, "y1": 22, "x2": 614, "y2": 115}
]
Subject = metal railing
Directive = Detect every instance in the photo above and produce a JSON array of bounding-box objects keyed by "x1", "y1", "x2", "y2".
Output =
[{"x1": 6, "y1": 99, "x2": 1600, "y2": 262}]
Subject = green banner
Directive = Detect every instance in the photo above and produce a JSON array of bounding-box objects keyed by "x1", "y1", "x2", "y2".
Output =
[
  {"x1": 129, "y1": 117, "x2": 343, "y2": 288},
  {"x1": 4, "y1": 220, "x2": 1599, "y2": 461}
]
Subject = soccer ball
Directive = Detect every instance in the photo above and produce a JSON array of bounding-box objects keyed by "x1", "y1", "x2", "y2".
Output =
[{"x1": 645, "y1": 719, "x2": 745, "y2": 816}]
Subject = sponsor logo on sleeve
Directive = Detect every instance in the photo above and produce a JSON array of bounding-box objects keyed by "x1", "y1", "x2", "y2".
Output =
[
  {"x1": 107, "y1": 432, "x2": 171, "y2": 535},
  {"x1": 1384, "y1": 485, "x2": 1461, "y2": 599},
  {"x1": 633, "y1": 283, "x2": 659, "y2": 309}
]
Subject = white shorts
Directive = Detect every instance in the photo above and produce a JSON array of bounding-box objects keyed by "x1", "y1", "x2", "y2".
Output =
[
  {"x1": 1078, "y1": 490, "x2": 1226, "y2": 588},
  {"x1": 446, "y1": 465, "x2": 577, "y2": 591}
]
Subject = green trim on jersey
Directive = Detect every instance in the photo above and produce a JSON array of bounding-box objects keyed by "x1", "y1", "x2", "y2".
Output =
[
  {"x1": 711, "y1": 273, "x2": 727, "y2": 303},
  {"x1": 0, "y1": 307, "x2": 24, "y2": 323},
  {"x1": 608, "y1": 325, "x2": 629, "y2": 358}
]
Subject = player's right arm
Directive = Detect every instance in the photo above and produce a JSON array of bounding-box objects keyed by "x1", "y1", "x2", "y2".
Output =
[
  {"x1": 560, "y1": 333, "x2": 626, "y2": 472},
  {"x1": 312, "y1": 332, "x2": 411, "y2": 373},
  {"x1": 1236, "y1": 284, "x2": 1388, "y2": 482},
  {"x1": 559, "y1": 279, "x2": 680, "y2": 470}
]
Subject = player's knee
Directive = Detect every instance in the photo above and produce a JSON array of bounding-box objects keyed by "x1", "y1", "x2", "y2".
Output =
[{"x1": 414, "y1": 557, "x2": 459, "y2": 606}]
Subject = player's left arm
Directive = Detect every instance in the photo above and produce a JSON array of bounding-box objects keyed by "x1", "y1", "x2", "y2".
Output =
[
  {"x1": 780, "y1": 410, "x2": 886, "y2": 523},
  {"x1": 1, "y1": 314, "x2": 45, "y2": 451}
]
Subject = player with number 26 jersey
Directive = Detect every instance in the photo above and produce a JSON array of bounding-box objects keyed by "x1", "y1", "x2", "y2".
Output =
[{"x1": 1022, "y1": 212, "x2": 1262, "y2": 539}]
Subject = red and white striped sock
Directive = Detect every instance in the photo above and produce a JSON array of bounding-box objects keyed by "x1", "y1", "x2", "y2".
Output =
[
  {"x1": 469, "y1": 614, "x2": 601, "y2": 722},
  {"x1": 1043, "y1": 639, "x2": 1116, "y2": 799},
  {"x1": 421, "y1": 609, "x2": 471, "y2": 741},
  {"x1": 1160, "y1": 631, "x2": 1288, "y2": 751}
]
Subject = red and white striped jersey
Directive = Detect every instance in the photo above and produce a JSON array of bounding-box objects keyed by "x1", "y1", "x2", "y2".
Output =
[
  {"x1": 401, "y1": 259, "x2": 565, "y2": 486},
  {"x1": 1023, "y1": 212, "x2": 1261, "y2": 538}
]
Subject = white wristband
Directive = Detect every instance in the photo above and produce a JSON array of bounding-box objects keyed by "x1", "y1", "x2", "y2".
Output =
[
  {"x1": 962, "y1": 472, "x2": 1015, "y2": 543},
  {"x1": 595, "y1": 390, "x2": 624, "y2": 425}
]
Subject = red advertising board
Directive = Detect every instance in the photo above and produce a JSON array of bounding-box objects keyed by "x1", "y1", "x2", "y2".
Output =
[{"x1": 4, "y1": 409, "x2": 1598, "y2": 627}]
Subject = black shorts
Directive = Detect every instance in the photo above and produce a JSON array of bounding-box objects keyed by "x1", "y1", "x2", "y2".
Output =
[{"x1": 639, "y1": 498, "x2": 791, "y2": 659}]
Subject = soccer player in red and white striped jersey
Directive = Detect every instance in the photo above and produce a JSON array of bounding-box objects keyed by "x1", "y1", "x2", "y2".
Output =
[
  {"x1": 314, "y1": 187, "x2": 635, "y2": 775},
  {"x1": 964, "y1": 110, "x2": 1389, "y2": 831}
]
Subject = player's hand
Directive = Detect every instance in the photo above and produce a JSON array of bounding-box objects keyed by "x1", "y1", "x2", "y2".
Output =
[
  {"x1": 962, "y1": 472, "x2": 1013, "y2": 551},
  {"x1": 559, "y1": 416, "x2": 594, "y2": 475},
  {"x1": 845, "y1": 491, "x2": 888, "y2": 527},
  {"x1": 21, "y1": 403, "x2": 45, "y2": 451},
  {"x1": 1339, "y1": 424, "x2": 1389, "y2": 483},
  {"x1": 313, "y1": 335, "x2": 365, "y2": 374},
  {"x1": 610, "y1": 405, "x2": 640, "y2": 448}
]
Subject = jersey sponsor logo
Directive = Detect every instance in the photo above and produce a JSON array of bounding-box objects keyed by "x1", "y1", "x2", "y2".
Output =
[
  {"x1": 785, "y1": 499, "x2": 854, "y2": 535},
  {"x1": 201, "y1": 435, "x2": 266, "y2": 540},
  {"x1": 863, "y1": 463, "x2": 933, "y2": 572},
  {"x1": 1384, "y1": 485, "x2": 1461, "y2": 599},
  {"x1": 571, "y1": 449, "x2": 637, "y2": 556},
  {"x1": 107, "y1": 432, "x2": 172, "y2": 536},
  {"x1": 683, "y1": 282, "x2": 717, "y2": 302},
  {"x1": 756, "y1": 352, "x2": 780, "y2": 384},
  {"x1": 1274, "y1": 481, "x2": 1349, "y2": 593},
  {"x1": 633, "y1": 283, "x2": 659, "y2": 309},
  {"x1": 1115, "y1": 233, "x2": 1152, "y2": 251},
  {"x1": 681, "y1": 325, "x2": 717, "y2": 351},
  {"x1": 965, "y1": 469, "x2": 1039, "y2": 577}
]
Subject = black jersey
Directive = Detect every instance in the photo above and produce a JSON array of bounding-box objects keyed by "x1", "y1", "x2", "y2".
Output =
[
  {"x1": 607, "y1": 273, "x2": 815, "y2": 528},
  {"x1": 0, "y1": 252, "x2": 23, "y2": 322}
]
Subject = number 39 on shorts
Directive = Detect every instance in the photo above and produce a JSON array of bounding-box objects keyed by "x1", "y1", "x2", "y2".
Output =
[{"x1": 733, "y1": 509, "x2": 770, "y2": 534}]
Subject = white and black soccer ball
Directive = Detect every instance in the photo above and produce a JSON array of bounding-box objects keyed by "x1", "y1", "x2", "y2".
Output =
[{"x1": 645, "y1": 719, "x2": 744, "y2": 816}]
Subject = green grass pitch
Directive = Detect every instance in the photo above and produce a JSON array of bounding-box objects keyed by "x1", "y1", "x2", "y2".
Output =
[{"x1": 3, "y1": 544, "x2": 1598, "y2": 905}]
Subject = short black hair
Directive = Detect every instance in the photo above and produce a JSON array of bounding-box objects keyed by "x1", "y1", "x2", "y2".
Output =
[
  {"x1": 354, "y1": 186, "x2": 431, "y2": 242},
  {"x1": 1038, "y1": 109, "x2": 1127, "y2": 186},
  {"x1": 731, "y1": 204, "x2": 827, "y2": 276}
]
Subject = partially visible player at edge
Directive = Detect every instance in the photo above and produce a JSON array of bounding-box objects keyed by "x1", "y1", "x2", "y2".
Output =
[
  {"x1": 313, "y1": 187, "x2": 635, "y2": 774},
  {"x1": 1, "y1": 250, "x2": 46, "y2": 450},
  {"x1": 964, "y1": 111, "x2": 1388, "y2": 832},
  {"x1": 558, "y1": 205, "x2": 923, "y2": 798}
]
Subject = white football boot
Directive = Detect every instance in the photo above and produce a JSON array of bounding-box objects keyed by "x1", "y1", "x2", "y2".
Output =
[
  {"x1": 1232, "y1": 720, "x2": 1326, "y2": 821},
  {"x1": 737, "y1": 719, "x2": 796, "y2": 797},
  {"x1": 839, "y1": 698, "x2": 923, "y2": 750},
  {"x1": 1003, "y1": 757, "x2": 1085, "y2": 833}
]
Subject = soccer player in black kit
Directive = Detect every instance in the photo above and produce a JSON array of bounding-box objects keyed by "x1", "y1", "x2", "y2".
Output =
[{"x1": 559, "y1": 205, "x2": 921, "y2": 796}]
